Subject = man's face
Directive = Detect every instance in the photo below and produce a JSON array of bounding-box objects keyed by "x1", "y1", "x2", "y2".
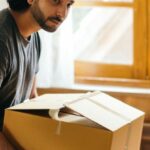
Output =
[{"x1": 30, "y1": 0, "x2": 74, "y2": 32}]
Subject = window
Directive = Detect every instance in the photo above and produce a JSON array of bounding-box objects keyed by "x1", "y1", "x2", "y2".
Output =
[{"x1": 73, "y1": 0, "x2": 149, "y2": 87}]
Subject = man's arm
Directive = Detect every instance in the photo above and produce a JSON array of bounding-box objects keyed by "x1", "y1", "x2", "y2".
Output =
[
  {"x1": 0, "y1": 132, "x2": 15, "y2": 150},
  {"x1": 30, "y1": 76, "x2": 38, "y2": 99}
]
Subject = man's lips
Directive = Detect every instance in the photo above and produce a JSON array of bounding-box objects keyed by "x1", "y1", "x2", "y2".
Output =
[
  {"x1": 48, "y1": 17, "x2": 63, "y2": 26},
  {"x1": 50, "y1": 19, "x2": 61, "y2": 25}
]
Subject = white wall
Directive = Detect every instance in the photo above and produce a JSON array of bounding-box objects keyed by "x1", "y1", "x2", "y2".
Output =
[{"x1": 0, "y1": 0, "x2": 8, "y2": 10}]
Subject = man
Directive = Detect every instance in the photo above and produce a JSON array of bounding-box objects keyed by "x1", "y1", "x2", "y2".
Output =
[{"x1": 0, "y1": 0, "x2": 74, "y2": 149}]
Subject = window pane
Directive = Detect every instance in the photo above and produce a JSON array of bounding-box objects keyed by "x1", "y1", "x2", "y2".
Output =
[{"x1": 73, "y1": 7, "x2": 133, "y2": 65}]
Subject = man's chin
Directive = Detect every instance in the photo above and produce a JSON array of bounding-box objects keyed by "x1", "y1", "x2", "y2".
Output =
[{"x1": 42, "y1": 26, "x2": 58, "y2": 32}]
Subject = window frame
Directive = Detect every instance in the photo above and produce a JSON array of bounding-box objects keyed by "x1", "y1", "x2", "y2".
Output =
[{"x1": 74, "y1": 0, "x2": 149, "y2": 88}]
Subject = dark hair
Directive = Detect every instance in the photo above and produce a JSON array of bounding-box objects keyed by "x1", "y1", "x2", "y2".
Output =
[{"x1": 7, "y1": 0, "x2": 30, "y2": 11}]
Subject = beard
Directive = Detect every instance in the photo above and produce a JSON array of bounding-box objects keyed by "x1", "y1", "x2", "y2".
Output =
[{"x1": 30, "y1": 0, "x2": 60, "y2": 32}]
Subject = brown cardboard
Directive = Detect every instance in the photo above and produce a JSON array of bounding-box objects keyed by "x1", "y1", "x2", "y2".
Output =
[{"x1": 3, "y1": 92, "x2": 145, "y2": 150}]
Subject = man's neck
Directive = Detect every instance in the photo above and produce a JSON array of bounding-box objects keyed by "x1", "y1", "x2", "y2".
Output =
[{"x1": 9, "y1": 9, "x2": 40, "y2": 39}]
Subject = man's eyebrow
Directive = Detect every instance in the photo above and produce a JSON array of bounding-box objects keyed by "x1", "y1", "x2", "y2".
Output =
[{"x1": 69, "y1": 0, "x2": 75, "y2": 4}]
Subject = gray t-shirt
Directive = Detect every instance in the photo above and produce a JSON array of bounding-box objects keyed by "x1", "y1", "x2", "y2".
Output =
[{"x1": 0, "y1": 9, "x2": 41, "y2": 129}]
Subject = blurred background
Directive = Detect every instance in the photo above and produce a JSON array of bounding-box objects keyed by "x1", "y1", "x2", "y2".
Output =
[{"x1": 0, "y1": 0, "x2": 150, "y2": 149}]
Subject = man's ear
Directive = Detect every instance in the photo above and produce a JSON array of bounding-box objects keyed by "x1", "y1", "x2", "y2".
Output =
[{"x1": 27, "y1": 0, "x2": 34, "y2": 5}]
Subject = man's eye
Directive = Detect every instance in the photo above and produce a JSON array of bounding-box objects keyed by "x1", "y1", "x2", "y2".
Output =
[
  {"x1": 53, "y1": 0, "x2": 60, "y2": 4},
  {"x1": 67, "y1": 3, "x2": 71, "y2": 8},
  {"x1": 67, "y1": 1, "x2": 74, "y2": 8}
]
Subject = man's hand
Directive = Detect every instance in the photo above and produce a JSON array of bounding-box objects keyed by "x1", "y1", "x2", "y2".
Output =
[{"x1": 0, "y1": 132, "x2": 15, "y2": 150}]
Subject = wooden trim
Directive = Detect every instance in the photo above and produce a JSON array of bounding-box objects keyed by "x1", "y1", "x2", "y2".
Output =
[
  {"x1": 148, "y1": 0, "x2": 150, "y2": 79},
  {"x1": 74, "y1": 0, "x2": 148, "y2": 80},
  {"x1": 75, "y1": 76, "x2": 150, "y2": 88},
  {"x1": 133, "y1": 0, "x2": 147, "y2": 79},
  {"x1": 75, "y1": 61, "x2": 133, "y2": 78},
  {"x1": 37, "y1": 88, "x2": 87, "y2": 95},
  {"x1": 74, "y1": 0, "x2": 148, "y2": 86},
  {"x1": 74, "y1": 1, "x2": 134, "y2": 8}
]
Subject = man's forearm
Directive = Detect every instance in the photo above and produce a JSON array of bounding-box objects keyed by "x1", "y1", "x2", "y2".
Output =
[
  {"x1": 0, "y1": 132, "x2": 15, "y2": 150},
  {"x1": 30, "y1": 76, "x2": 38, "y2": 99}
]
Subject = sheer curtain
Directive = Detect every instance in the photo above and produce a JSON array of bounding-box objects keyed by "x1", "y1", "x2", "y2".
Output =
[{"x1": 37, "y1": 11, "x2": 74, "y2": 88}]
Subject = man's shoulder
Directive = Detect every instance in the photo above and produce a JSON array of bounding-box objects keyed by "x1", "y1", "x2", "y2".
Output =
[
  {"x1": 0, "y1": 8, "x2": 9, "y2": 27},
  {"x1": 0, "y1": 9, "x2": 12, "y2": 54},
  {"x1": 0, "y1": 9, "x2": 15, "y2": 42}
]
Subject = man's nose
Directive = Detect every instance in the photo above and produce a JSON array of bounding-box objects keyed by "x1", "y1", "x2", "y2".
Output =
[{"x1": 56, "y1": 6, "x2": 68, "y2": 20}]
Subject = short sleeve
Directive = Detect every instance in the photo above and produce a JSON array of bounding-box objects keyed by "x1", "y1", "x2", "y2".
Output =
[{"x1": 0, "y1": 41, "x2": 10, "y2": 87}]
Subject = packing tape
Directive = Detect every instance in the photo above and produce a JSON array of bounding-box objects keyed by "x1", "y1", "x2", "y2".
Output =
[
  {"x1": 88, "y1": 97, "x2": 132, "y2": 122},
  {"x1": 48, "y1": 109, "x2": 60, "y2": 120},
  {"x1": 56, "y1": 121, "x2": 62, "y2": 135},
  {"x1": 64, "y1": 91, "x2": 99, "y2": 106},
  {"x1": 48, "y1": 110, "x2": 62, "y2": 135}
]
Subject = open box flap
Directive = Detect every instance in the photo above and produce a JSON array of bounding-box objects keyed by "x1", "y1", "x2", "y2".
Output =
[
  {"x1": 64, "y1": 91, "x2": 145, "y2": 131},
  {"x1": 90, "y1": 92, "x2": 145, "y2": 121},
  {"x1": 9, "y1": 93, "x2": 84, "y2": 110},
  {"x1": 8, "y1": 91, "x2": 145, "y2": 131},
  {"x1": 65, "y1": 98, "x2": 128, "y2": 131}
]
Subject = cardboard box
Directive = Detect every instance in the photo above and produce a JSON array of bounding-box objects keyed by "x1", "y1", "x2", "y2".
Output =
[{"x1": 3, "y1": 91, "x2": 145, "y2": 150}]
